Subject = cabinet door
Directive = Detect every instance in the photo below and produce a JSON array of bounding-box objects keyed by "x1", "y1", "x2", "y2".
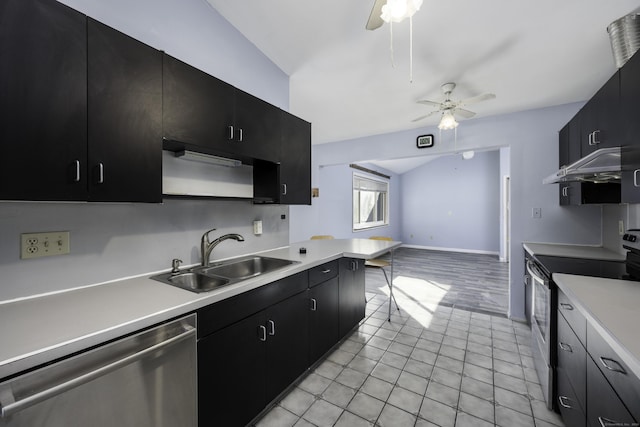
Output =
[
  {"x1": 280, "y1": 111, "x2": 312, "y2": 205},
  {"x1": 198, "y1": 311, "x2": 267, "y2": 427},
  {"x1": 621, "y1": 50, "x2": 640, "y2": 203},
  {"x1": 0, "y1": 0, "x2": 87, "y2": 201},
  {"x1": 586, "y1": 355, "x2": 636, "y2": 427},
  {"x1": 556, "y1": 368, "x2": 586, "y2": 427},
  {"x1": 557, "y1": 313, "x2": 586, "y2": 411},
  {"x1": 265, "y1": 291, "x2": 309, "y2": 402},
  {"x1": 309, "y1": 277, "x2": 340, "y2": 364},
  {"x1": 339, "y1": 258, "x2": 366, "y2": 338},
  {"x1": 87, "y1": 19, "x2": 162, "y2": 202},
  {"x1": 234, "y1": 90, "x2": 281, "y2": 162},
  {"x1": 163, "y1": 54, "x2": 236, "y2": 155},
  {"x1": 581, "y1": 72, "x2": 621, "y2": 156}
]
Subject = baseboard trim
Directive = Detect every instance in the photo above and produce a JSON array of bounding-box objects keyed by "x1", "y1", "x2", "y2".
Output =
[{"x1": 401, "y1": 244, "x2": 499, "y2": 256}]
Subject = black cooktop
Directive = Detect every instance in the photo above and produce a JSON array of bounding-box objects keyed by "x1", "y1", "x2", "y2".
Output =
[{"x1": 534, "y1": 255, "x2": 632, "y2": 281}]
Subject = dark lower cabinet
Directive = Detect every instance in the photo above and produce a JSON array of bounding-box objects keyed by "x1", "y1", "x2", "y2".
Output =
[
  {"x1": 87, "y1": 19, "x2": 162, "y2": 202},
  {"x1": 557, "y1": 367, "x2": 586, "y2": 427},
  {"x1": 0, "y1": 0, "x2": 87, "y2": 201},
  {"x1": 586, "y1": 355, "x2": 636, "y2": 427},
  {"x1": 309, "y1": 277, "x2": 340, "y2": 364},
  {"x1": 339, "y1": 258, "x2": 366, "y2": 338}
]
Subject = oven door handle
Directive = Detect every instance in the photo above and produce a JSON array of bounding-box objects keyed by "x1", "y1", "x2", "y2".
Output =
[{"x1": 526, "y1": 260, "x2": 548, "y2": 285}]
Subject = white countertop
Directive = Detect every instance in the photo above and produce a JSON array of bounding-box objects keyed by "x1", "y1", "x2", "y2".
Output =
[
  {"x1": 523, "y1": 242, "x2": 624, "y2": 261},
  {"x1": 553, "y1": 273, "x2": 640, "y2": 380},
  {"x1": 0, "y1": 238, "x2": 401, "y2": 380}
]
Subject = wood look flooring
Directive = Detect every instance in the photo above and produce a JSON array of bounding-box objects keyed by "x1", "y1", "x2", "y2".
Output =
[{"x1": 365, "y1": 248, "x2": 509, "y2": 317}]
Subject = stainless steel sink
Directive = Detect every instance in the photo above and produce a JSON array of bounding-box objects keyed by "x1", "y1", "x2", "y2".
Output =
[
  {"x1": 151, "y1": 255, "x2": 298, "y2": 293},
  {"x1": 201, "y1": 256, "x2": 296, "y2": 280}
]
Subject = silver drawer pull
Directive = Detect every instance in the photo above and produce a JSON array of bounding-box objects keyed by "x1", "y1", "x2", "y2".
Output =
[
  {"x1": 310, "y1": 298, "x2": 317, "y2": 311},
  {"x1": 322, "y1": 269, "x2": 331, "y2": 274},
  {"x1": 74, "y1": 160, "x2": 81, "y2": 182},
  {"x1": 634, "y1": 169, "x2": 640, "y2": 188},
  {"x1": 258, "y1": 325, "x2": 267, "y2": 342},
  {"x1": 559, "y1": 302, "x2": 574, "y2": 311},
  {"x1": 268, "y1": 320, "x2": 275, "y2": 336},
  {"x1": 227, "y1": 125, "x2": 234, "y2": 140},
  {"x1": 600, "y1": 357, "x2": 627, "y2": 374},
  {"x1": 559, "y1": 342, "x2": 573, "y2": 353},
  {"x1": 558, "y1": 396, "x2": 572, "y2": 409},
  {"x1": 599, "y1": 416, "x2": 621, "y2": 427},
  {"x1": 97, "y1": 163, "x2": 104, "y2": 184}
]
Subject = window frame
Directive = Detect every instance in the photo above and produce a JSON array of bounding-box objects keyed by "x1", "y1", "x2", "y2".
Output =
[{"x1": 352, "y1": 172, "x2": 390, "y2": 232}]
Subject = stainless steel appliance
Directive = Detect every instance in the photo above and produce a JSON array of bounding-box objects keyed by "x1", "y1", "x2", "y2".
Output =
[{"x1": 0, "y1": 314, "x2": 196, "y2": 427}]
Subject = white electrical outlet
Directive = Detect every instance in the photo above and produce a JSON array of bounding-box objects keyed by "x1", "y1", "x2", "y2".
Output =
[
  {"x1": 253, "y1": 220, "x2": 263, "y2": 235},
  {"x1": 21, "y1": 231, "x2": 70, "y2": 259},
  {"x1": 619, "y1": 220, "x2": 625, "y2": 235}
]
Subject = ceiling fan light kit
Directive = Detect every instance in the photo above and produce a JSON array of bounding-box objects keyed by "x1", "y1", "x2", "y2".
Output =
[
  {"x1": 380, "y1": 0, "x2": 422, "y2": 23},
  {"x1": 438, "y1": 111, "x2": 459, "y2": 130}
]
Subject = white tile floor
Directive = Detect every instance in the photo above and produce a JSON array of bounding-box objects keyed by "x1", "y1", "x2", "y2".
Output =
[{"x1": 253, "y1": 293, "x2": 565, "y2": 427}]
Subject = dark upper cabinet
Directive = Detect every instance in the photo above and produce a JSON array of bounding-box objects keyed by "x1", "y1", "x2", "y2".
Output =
[
  {"x1": 280, "y1": 111, "x2": 312, "y2": 205},
  {"x1": 162, "y1": 54, "x2": 236, "y2": 157},
  {"x1": 621, "y1": 50, "x2": 640, "y2": 203},
  {"x1": 580, "y1": 72, "x2": 621, "y2": 156},
  {"x1": 0, "y1": 0, "x2": 87, "y2": 201},
  {"x1": 87, "y1": 19, "x2": 162, "y2": 202},
  {"x1": 163, "y1": 54, "x2": 281, "y2": 163},
  {"x1": 559, "y1": 123, "x2": 582, "y2": 206}
]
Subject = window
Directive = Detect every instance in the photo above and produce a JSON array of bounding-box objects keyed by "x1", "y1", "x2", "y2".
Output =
[{"x1": 353, "y1": 173, "x2": 389, "y2": 230}]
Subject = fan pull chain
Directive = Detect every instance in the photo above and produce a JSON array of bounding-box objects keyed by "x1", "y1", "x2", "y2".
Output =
[
  {"x1": 389, "y1": 22, "x2": 395, "y2": 68},
  {"x1": 409, "y1": 15, "x2": 413, "y2": 83}
]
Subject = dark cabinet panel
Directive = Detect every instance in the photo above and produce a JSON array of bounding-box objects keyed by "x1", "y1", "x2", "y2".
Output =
[
  {"x1": 586, "y1": 355, "x2": 636, "y2": 427},
  {"x1": 162, "y1": 54, "x2": 236, "y2": 156},
  {"x1": 87, "y1": 19, "x2": 162, "y2": 202},
  {"x1": 280, "y1": 111, "x2": 312, "y2": 205},
  {"x1": 621, "y1": 50, "x2": 640, "y2": 203},
  {"x1": 198, "y1": 311, "x2": 266, "y2": 427},
  {"x1": 0, "y1": 0, "x2": 87, "y2": 201},
  {"x1": 265, "y1": 291, "x2": 309, "y2": 402},
  {"x1": 557, "y1": 313, "x2": 586, "y2": 412},
  {"x1": 580, "y1": 72, "x2": 621, "y2": 156},
  {"x1": 309, "y1": 260, "x2": 339, "y2": 287},
  {"x1": 557, "y1": 368, "x2": 586, "y2": 427},
  {"x1": 235, "y1": 89, "x2": 281, "y2": 162},
  {"x1": 309, "y1": 277, "x2": 340, "y2": 363},
  {"x1": 339, "y1": 258, "x2": 366, "y2": 338}
]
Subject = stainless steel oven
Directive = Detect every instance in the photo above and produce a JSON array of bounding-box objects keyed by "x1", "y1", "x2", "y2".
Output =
[{"x1": 525, "y1": 252, "x2": 555, "y2": 410}]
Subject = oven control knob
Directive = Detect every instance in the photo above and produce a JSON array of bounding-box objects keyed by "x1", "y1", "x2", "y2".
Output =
[{"x1": 624, "y1": 233, "x2": 630, "y2": 241}]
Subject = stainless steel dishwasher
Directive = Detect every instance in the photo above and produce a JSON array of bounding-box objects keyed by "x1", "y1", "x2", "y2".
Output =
[{"x1": 0, "y1": 314, "x2": 196, "y2": 427}]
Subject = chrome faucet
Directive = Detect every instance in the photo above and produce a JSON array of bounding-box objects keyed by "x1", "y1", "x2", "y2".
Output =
[{"x1": 200, "y1": 228, "x2": 245, "y2": 267}]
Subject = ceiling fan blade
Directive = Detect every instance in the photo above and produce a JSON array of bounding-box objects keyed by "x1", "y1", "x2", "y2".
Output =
[
  {"x1": 459, "y1": 93, "x2": 496, "y2": 106},
  {"x1": 366, "y1": 0, "x2": 386, "y2": 30},
  {"x1": 454, "y1": 108, "x2": 476, "y2": 119},
  {"x1": 411, "y1": 110, "x2": 439, "y2": 122},
  {"x1": 416, "y1": 99, "x2": 441, "y2": 107}
]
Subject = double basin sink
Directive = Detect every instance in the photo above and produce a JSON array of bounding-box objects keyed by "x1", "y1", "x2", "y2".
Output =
[{"x1": 151, "y1": 255, "x2": 298, "y2": 293}]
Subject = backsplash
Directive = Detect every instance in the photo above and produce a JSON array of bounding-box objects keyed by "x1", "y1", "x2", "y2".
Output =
[{"x1": 0, "y1": 199, "x2": 289, "y2": 301}]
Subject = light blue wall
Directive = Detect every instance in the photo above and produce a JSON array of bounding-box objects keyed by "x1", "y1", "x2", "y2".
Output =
[
  {"x1": 400, "y1": 150, "x2": 500, "y2": 253},
  {"x1": 0, "y1": 0, "x2": 290, "y2": 301},
  {"x1": 293, "y1": 102, "x2": 607, "y2": 320}
]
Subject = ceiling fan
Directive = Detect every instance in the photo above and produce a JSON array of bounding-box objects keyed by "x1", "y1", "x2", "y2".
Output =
[{"x1": 412, "y1": 83, "x2": 496, "y2": 129}]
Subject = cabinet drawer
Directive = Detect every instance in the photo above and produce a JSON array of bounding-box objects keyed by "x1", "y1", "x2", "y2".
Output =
[
  {"x1": 557, "y1": 368, "x2": 586, "y2": 427},
  {"x1": 309, "y1": 260, "x2": 339, "y2": 287},
  {"x1": 587, "y1": 323, "x2": 640, "y2": 421},
  {"x1": 587, "y1": 354, "x2": 636, "y2": 427},
  {"x1": 558, "y1": 289, "x2": 586, "y2": 345},
  {"x1": 197, "y1": 271, "x2": 308, "y2": 338},
  {"x1": 557, "y1": 312, "x2": 586, "y2": 411}
]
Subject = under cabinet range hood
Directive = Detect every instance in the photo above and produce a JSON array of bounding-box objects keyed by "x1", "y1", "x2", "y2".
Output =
[{"x1": 543, "y1": 147, "x2": 622, "y2": 184}]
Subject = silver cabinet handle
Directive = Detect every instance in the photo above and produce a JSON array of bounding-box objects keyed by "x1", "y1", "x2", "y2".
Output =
[
  {"x1": 588, "y1": 132, "x2": 593, "y2": 146},
  {"x1": 238, "y1": 128, "x2": 243, "y2": 142},
  {"x1": 322, "y1": 269, "x2": 331, "y2": 274},
  {"x1": 560, "y1": 302, "x2": 574, "y2": 311},
  {"x1": 562, "y1": 186, "x2": 569, "y2": 197},
  {"x1": 268, "y1": 320, "x2": 275, "y2": 336},
  {"x1": 559, "y1": 342, "x2": 573, "y2": 353},
  {"x1": 558, "y1": 396, "x2": 572, "y2": 409},
  {"x1": 97, "y1": 163, "x2": 104, "y2": 184},
  {"x1": 0, "y1": 326, "x2": 195, "y2": 418},
  {"x1": 74, "y1": 160, "x2": 81, "y2": 182},
  {"x1": 600, "y1": 357, "x2": 627, "y2": 374},
  {"x1": 523, "y1": 274, "x2": 530, "y2": 286},
  {"x1": 258, "y1": 325, "x2": 267, "y2": 342},
  {"x1": 310, "y1": 298, "x2": 317, "y2": 311},
  {"x1": 634, "y1": 169, "x2": 640, "y2": 187},
  {"x1": 599, "y1": 417, "x2": 620, "y2": 427},
  {"x1": 592, "y1": 129, "x2": 601, "y2": 145},
  {"x1": 227, "y1": 125, "x2": 234, "y2": 140},
  {"x1": 282, "y1": 183, "x2": 287, "y2": 195}
]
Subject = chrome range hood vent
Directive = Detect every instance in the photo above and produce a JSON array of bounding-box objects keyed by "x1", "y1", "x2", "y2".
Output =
[{"x1": 543, "y1": 147, "x2": 621, "y2": 184}]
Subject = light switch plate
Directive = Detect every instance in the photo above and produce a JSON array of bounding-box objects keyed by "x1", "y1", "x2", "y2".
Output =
[
  {"x1": 21, "y1": 231, "x2": 70, "y2": 259},
  {"x1": 532, "y1": 208, "x2": 542, "y2": 219}
]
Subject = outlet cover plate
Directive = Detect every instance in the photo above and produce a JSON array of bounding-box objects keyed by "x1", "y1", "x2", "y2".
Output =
[{"x1": 21, "y1": 231, "x2": 70, "y2": 259}]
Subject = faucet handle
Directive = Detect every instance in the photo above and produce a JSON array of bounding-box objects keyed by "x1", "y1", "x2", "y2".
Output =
[
  {"x1": 171, "y1": 258, "x2": 183, "y2": 274},
  {"x1": 201, "y1": 228, "x2": 217, "y2": 243}
]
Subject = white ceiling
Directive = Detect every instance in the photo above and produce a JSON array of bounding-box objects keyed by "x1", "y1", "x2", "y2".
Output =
[{"x1": 207, "y1": 0, "x2": 638, "y2": 172}]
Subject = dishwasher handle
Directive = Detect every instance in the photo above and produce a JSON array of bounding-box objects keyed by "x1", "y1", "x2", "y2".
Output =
[{"x1": 0, "y1": 325, "x2": 195, "y2": 418}]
